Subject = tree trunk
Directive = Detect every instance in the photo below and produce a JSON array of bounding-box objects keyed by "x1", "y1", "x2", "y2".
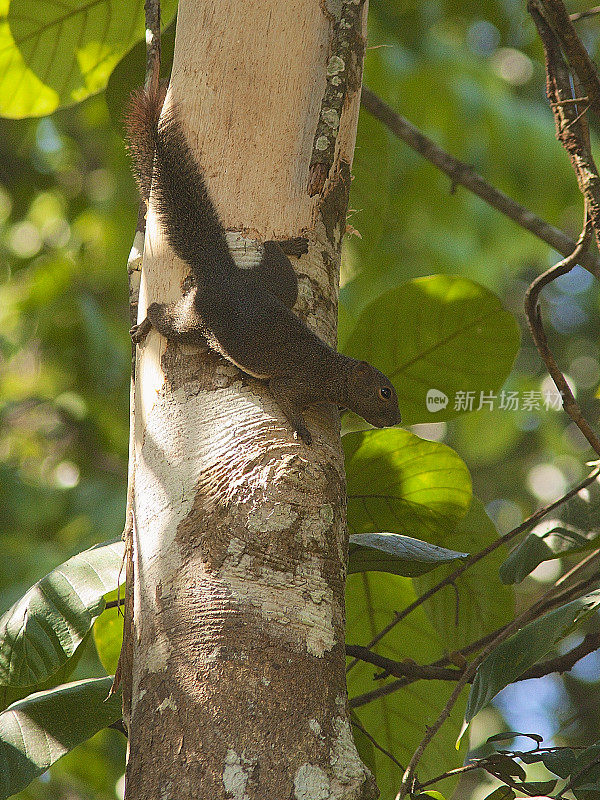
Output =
[{"x1": 124, "y1": 1, "x2": 376, "y2": 798}]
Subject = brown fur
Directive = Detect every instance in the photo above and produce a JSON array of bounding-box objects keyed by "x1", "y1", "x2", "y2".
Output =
[{"x1": 126, "y1": 88, "x2": 401, "y2": 444}]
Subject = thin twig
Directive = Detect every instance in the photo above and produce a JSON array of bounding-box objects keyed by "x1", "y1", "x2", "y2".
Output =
[
  {"x1": 533, "y1": 572, "x2": 600, "y2": 617},
  {"x1": 351, "y1": 718, "x2": 406, "y2": 772},
  {"x1": 360, "y1": 87, "x2": 600, "y2": 278},
  {"x1": 396, "y1": 550, "x2": 600, "y2": 798},
  {"x1": 550, "y1": 96, "x2": 589, "y2": 106},
  {"x1": 524, "y1": 213, "x2": 600, "y2": 456},
  {"x1": 529, "y1": 0, "x2": 600, "y2": 250},
  {"x1": 105, "y1": 597, "x2": 126, "y2": 610},
  {"x1": 535, "y1": 0, "x2": 600, "y2": 116},
  {"x1": 559, "y1": 752, "x2": 600, "y2": 798},
  {"x1": 570, "y1": 5, "x2": 600, "y2": 22},
  {"x1": 347, "y1": 466, "x2": 600, "y2": 671},
  {"x1": 418, "y1": 746, "x2": 587, "y2": 794},
  {"x1": 347, "y1": 630, "x2": 600, "y2": 684},
  {"x1": 350, "y1": 569, "x2": 600, "y2": 709},
  {"x1": 414, "y1": 762, "x2": 482, "y2": 791}
]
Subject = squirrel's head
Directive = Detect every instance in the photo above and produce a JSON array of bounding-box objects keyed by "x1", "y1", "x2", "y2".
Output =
[{"x1": 346, "y1": 360, "x2": 402, "y2": 428}]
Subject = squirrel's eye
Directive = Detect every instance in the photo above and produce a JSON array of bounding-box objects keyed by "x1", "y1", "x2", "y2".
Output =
[{"x1": 379, "y1": 386, "x2": 392, "y2": 400}]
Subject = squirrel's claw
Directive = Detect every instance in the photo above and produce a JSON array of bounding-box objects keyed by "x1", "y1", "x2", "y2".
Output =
[{"x1": 130, "y1": 317, "x2": 152, "y2": 344}]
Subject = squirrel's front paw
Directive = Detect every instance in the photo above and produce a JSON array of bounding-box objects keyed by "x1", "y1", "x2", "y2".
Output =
[
  {"x1": 130, "y1": 317, "x2": 152, "y2": 344},
  {"x1": 294, "y1": 423, "x2": 313, "y2": 446}
]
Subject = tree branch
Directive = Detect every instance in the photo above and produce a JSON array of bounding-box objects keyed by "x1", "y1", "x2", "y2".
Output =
[
  {"x1": 535, "y1": 0, "x2": 600, "y2": 117},
  {"x1": 522, "y1": 630, "x2": 600, "y2": 679},
  {"x1": 570, "y1": 5, "x2": 600, "y2": 22},
  {"x1": 347, "y1": 631, "x2": 600, "y2": 685},
  {"x1": 396, "y1": 551, "x2": 600, "y2": 798},
  {"x1": 347, "y1": 465, "x2": 600, "y2": 671},
  {"x1": 529, "y1": 0, "x2": 600, "y2": 249},
  {"x1": 110, "y1": 0, "x2": 162, "y2": 704},
  {"x1": 524, "y1": 213, "x2": 600, "y2": 455},
  {"x1": 525, "y1": 4, "x2": 600, "y2": 455},
  {"x1": 350, "y1": 570, "x2": 600, "y2": 708},
  {"x1": 346, "y1": 645, "x2": 461, "y2": 680},
  {"x1": 360, "y1": 87, "x2": 600, "y2": 278}
]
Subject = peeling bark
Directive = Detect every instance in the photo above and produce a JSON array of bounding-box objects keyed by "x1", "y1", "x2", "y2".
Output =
[{"x1": 124, "y1": 1, "x2": 376, "y2": 798}]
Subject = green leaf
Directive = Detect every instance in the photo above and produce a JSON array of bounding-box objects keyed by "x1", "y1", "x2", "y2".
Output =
[
  {"x1": 414, "y1": 499, "x2": 515, "y2": 650},
  {"x1": 342, "y1": 275, "x2": 520, "y2": 425},
  {"x1": 464, "y1": 590, "x2": 600, "y2": 726},
  {"x1": 0, "y1": 678, "x2": 122, "y2": 800},
  {"x1": 346, "y1": 572, "x2": 468, "y2": 796},
  {"x1": 499, "y1": 535, "x2": 554, "y2": 585},
  {"x1": 514, "y1": 780, "x2": 556, "y2": 795},
  {"x1": 93, "y1": 588, "x2": 124, "y2": 676},
  {"x1": 0, "y1": 630, "x2": 90, "y2": 714},
  {"x1": 344, "y1": 428, "x2": 472, "y2": 540},
  {"x1": 500, "y1": 525, "x2": 600, "y2": 585},
  {"x1": 487, "y1": 731, "x2": 543, "y2": 746},
  {"x1": 539, "y1": 748, "x2": 577, "y2": 778},
  {"x1": 485, "y1": 753, "x2": 526, "y2": 781},
  {"x1": 0, "y1": 0, "x2": 178, "y2": 119},
  {"x1": 0, "y1": 540, "x2": 125, "y2": 688},
  {"x1": 413, "y1": 791, "x2": 447, "y2": 800},
  {"x1": 348, "y1": 532, "x2": 467, "y2": 576},
  {"x1": 482, "y1": 788, "x2": 516, "y2": 800}
]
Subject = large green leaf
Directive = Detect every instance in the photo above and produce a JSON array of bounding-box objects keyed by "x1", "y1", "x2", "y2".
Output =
[
  {"x1": 0, "y1": 631, "x2": 90, "y2": 714},
  {"x1": 0, "y1": 0, "x2": 178, "y2": 119},
  {"x1": 348, "y1": 533, "x2": 467, "y2": 576},
  {"x1": 346, "y1": 572, "x2": 468, "y2": 798},
  {"x1": 0, "y1": 540, "x2": 125, "y2": 688},
  {"x1": 342, "y1": 276, "x2": 520, "y2": 426},
  {"x1": 344, "y1": 428, "x2": 472, "y2": 541},
  {"x1": 414, "y1": 499, "x2": 514, "y2": 650},
  {"x1": 0, "y1": 678, "x2": 122, "y2": 800},
  {"x1": 464, "y1": 590, "x2": 600, "y2": 728}
]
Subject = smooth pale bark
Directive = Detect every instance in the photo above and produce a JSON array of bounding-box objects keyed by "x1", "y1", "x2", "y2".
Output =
[{"x1": 125, "y1": 1, "x2": 376, "y2": 798}]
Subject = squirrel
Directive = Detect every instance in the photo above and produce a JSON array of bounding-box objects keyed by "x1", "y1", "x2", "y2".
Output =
[{"x1": 125, "y1": 87, "x2": 401, "y2": 445}]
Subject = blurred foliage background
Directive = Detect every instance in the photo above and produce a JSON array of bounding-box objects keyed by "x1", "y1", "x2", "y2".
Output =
[{"x1": 1, "y1": 0, "x2": 600, "y2": 798}]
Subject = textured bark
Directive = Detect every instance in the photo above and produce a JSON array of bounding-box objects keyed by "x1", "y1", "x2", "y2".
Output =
[{"x1": 124, "y1": 1, "x2": 376, "y2": 798}]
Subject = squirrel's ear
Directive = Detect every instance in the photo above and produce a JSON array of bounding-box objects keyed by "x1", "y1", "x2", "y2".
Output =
[{"x1": 354, "y1": 361, "x2": 371, "y2": 376}]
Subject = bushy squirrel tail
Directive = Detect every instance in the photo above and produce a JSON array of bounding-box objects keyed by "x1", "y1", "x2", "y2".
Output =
[
  {"x1": 124, "y1": 86, "x2": 234, "y2": 275},
  {"x1": 125, "y1": 86, "x2": 165, "y2": 205}
]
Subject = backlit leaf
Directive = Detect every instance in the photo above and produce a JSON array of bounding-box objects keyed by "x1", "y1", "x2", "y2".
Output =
[
  {"x1": 0, "y1": 0, "x2": 177, "y2": 118},
  {"x1": 0, "y1": 678, "x2": 121, "y2": 799},
  {"x1": 342, "y1": 276, "x2": 520, "y2": 426},
  {"x1": 464, "y1": 590, "x2": 600, "y2": 726},
  {"x1": 348, "y1": 532, "x2": 467, "y2": 576}
]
